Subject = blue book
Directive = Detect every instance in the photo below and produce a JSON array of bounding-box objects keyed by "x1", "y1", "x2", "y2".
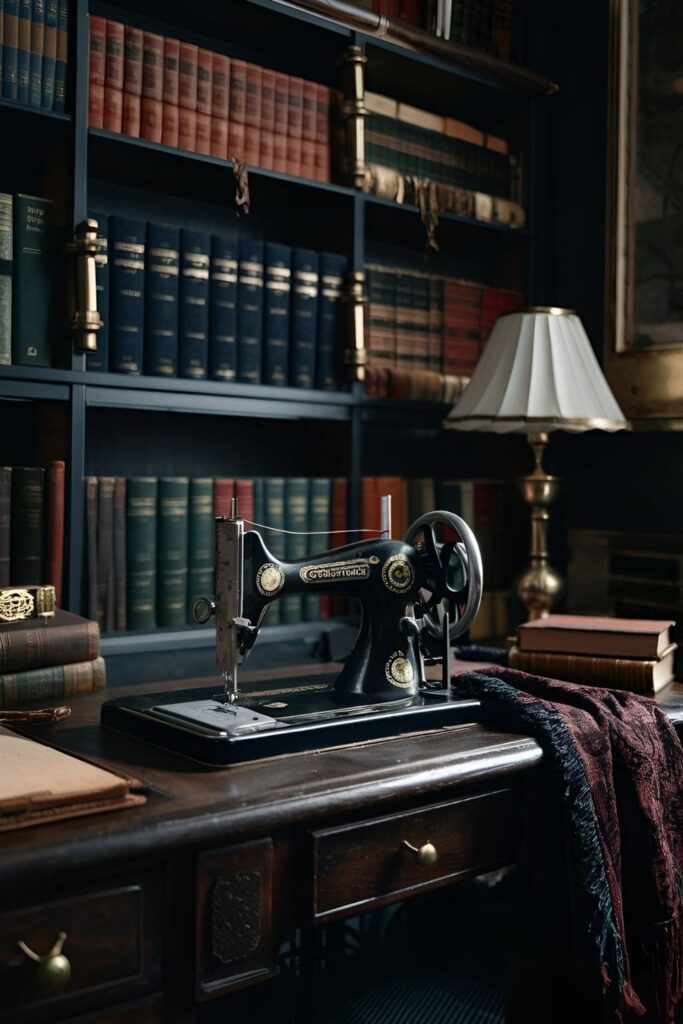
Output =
[
  {"x1": 209, "y1": 232, "x2": 238, "y2": 381},
  {"x1": 290, "y1": 248, "x2": 319, "y2": 389},
  {"x1": 109, "y1": 215, "x2": 145, "y2": 374},
  {"x1": 40, "y1": 0, "x2": 56, "y2": 110},
  {"x1": 87, "y1": 212, "x2": 109, "y2": 372},
  {"x1": 316, "y1": 253, "x2": 347, "y2": 390},
  {"x1": 29, "y1": 0, "x2": 44, "y2": 107},
  {"x1": 12, "y1": 194, "x2": 54, "y2": 366},
  {"x1": 16, "y1": 0, "x2": 30, "y2": 102},
  {"x1": 53, "y1": 0, "x2": 66, "y2": 112},
  {"x1": 263, "y1": 242, "x2": 291, "y2": 387},
  {"x1": 2, "y1": 0, "x2": 19, "y2": 100},
  {"x1": 145, "y1": 222, "x2": 179, "y2": 377},
  {"x1": 0, "y1": 194, "x2": 12, "y2": 366},
  {"x1": 236, "y1": 238, "x2": 264, "y2": 384},
  {"x1": 179, "y1": 229, "x2": 210, "y2": 379}
]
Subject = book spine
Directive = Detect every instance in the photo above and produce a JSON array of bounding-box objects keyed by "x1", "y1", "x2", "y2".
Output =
[
  {"x1": 213, "y1": 478, "x2": 234, "y2": 518},
  {"x1": 40, "y1": 0, "x2": 55, "y2": 108},
  {"x1": 282, "y1": 477, "x2": 308, "y2": 623},
  {"x1": 234, "y1": 479, "x2": 254, "y2": 524},
  {"x1": 195, "y1": 47, "x2": 212, "y2": 155},
  {"x1": 0, "y1": 466, "x2": 10, "y2": 586},
  {"x1": 0, "y1": 193, "x2": 12, "y2": 365},
  {"x1": 86, "y1": 211, "x2": 108, "y2": 370},
  {"x1": 178, "y1": 228, "x2": 210, "y2": 379},
  {"x1": 263, "y1": 477, "x2": 285, "y2": 624},
  {"x1": 2, "y1": 0, "x2": 18, "y2": 100},
  {"x1": 508, "y1": 647, "x2": 656, "y2": 695},
  {"x1": 157, "y1": 476, "x2": 189, "y2": 627},
  {"x1": 236, "y1": 237, "x2": 264, "y2": 384},
  {"x1": 109, "y1": 215, "x2": 145, "y2": 374},
  {"x1": 126, "y1": 477, "x2": 157, "y2": 629},
  {"x1": 304, "y1": 477, "x2": 331, "y2": 620},
  {"x1": 178, "y1": 41, "x2": 197, "y2": 151},
  {"x1": 45, "y1": 460, "x2": 64, "y2": 606},
  {"x1": 144, "y1": 221, "x2": 179, "y2": 376},
  {"x1": 244, "y1": 62, "x2": 261, "y2": 166},
  {"x1": 290, "y1": 248, "x2": 319, "y2": 388},
  {"x1": 114, "y1": 477, "x2": 126, "y2": 630},
  {"x1": 96, "y1": 476, "x2": 115, "y2": 630},
  {"x1": 273, "y1": 72, "x2": 288, "y2": 173},
  {"x1": 29, "y1": 0, "x2": 44, "y2": 108},
  {"x1": 103, "y1": 19, "x2": 123, "y2": 133},
  {"x1": 327, "y1": 476, "x2": 348, "y2": 617},
  {"x1": 187, "y1": 477, "x2": 213, "y2": 622},
  {"x1": 316, "y1": 253, "x2": 347, "y2": 390},
  {"x1": 122, "y1": 24, "x2": 142, "y2": 137},
  {"x1": 314, "y1": 83, "x2": 330, "y2": 181},
  {"x1": 263, "y1": 242, "x2": 291, "y2": 387},
  {"x1": 161, "y1": 36, "x2": 179, "y2": 148},
  {"x1": 0, "y1": 657, "x2": 106, "y2": 706},
  {"x1": 12, "y1": 194, "x2": 53, "y2": 367},
  {"x1": 286, "y1": 76, "x2": 304, "y2": 176},
  {"x1": 209, "y1": 231, "x2": 238, "y2": 381},
  {"x1": 85, "y1": 476, "x2": 98, "y2": 621},
  {"x1": 53, "y1": 0, "x2": 66, "y2": 111},
  {"x1": 16, "y1": 0, "x2": 30, "y2": 103},
  {"x1": 10, "y1": 465, "x2": 44, "y2": 584},
  {"x1": 0, "y1": 617, "x2": 100, "y2": 674},
  {"x1": 210, "y1": 52, "x2": 229, "y2": 159},
  {"x1": 141, "y1": 30, "x2": 163, "y2": 143},
  {"x1": 87, "y1": 13, "x2": 105, "y2": 128},
  {"x1": 260, "y1": 67, "x2": 275, "y2": 170},
  {"x1": 227, "y1": 58, "x2": 246, "y2": 158}
]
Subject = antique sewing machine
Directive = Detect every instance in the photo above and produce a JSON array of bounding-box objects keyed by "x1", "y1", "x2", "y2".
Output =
[{"x1": 102, "y1": 498, "x2": 484, "y2": 764}]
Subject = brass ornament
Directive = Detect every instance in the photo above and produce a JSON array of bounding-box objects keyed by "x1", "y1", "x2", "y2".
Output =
[
  {"x1": 255, "y1": 563, "x2": 285, "y2": 596},
  {"x1": 299, "y1": 559, "x2": 371, "y2": 584},
  {"x1": 0, "y1": 589, "x2": 35, "y2": 622},
  {"x1": 402, "y1": 840, "x2": 438, "y2": 868},
  {"x1": 381, "y1": 553, "x2": 415, "y2": 594},
  {"x1": 385, "y1": 651, "x2": 414, "y2": 688},
  {"x1": 17, "y1": 932, "x2": 71, "y2": 993}
]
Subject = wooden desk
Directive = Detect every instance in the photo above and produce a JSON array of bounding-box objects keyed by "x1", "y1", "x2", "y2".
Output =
[{"x1": 0, "y1": 673, "x2": 680, "y2": 1024}]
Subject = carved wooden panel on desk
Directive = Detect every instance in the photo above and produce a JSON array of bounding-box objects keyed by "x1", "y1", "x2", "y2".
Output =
[
  {"x1": 312, "y1": 789, "x2": 512, "y2": 921},
  {"x1": 196, "y1": 837, "x2": 274, "y2": 1001},
  {"x1": 0, "y1": 872, "x2": 163, "y2": 1023}
]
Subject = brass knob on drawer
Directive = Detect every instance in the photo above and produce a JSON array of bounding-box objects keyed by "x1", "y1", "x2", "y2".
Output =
[
  {"x1": 402, "y1": 840, "x2": 438, "y2": 867},
  {"x1": 17, "y1": 931, "x2": 71, "y2": 992}
]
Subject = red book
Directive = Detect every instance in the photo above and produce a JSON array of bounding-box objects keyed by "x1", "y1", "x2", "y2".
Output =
[
  {"x1": 178, "y1": 107, "x2": 197, "y2": 152},
  {"x1": 399, "y1": 0, "x2": 420, "y2": 22},
  {"x1": 197, "y1": 48, "x2": 212, "y2": 114},
  {"x1": 142, "y1": 31, "x2": 163, "y2": 101},
  {"x1": 163, "y1": 37, "x2": 179, "y2": 107},
  {"x1": 162, "y1": 103, "x2": 179, "y2": 148},
  {"x1": 361, "y1": 477, "x2": 379, "y2": 537},
  {"x1": 259, "y1": 68, "x2": 275, "y2": 170},
  {"x1": 89, "y1": 83, "x2": 104, "y2": 129},
  {"x1": 302, "y1": 80, "x2": 317, "y2": 141},
  {"x1": 178, "y1": 42, "x2": 198, "y2": 109},
  {"x1": 314, "y1": 141, "x2": 329, "y2": 182},
  {"x1": 315, "y1": 84, "x2": 330, "y2": 180},
  {"x1": 244, "y1": 63, "x2": 262, "y2": 166},
  {"x1": 214, "y1": 479, "x2": 234, "y2": 518},
  {"x1": 122, "y1": 92, "x2": 141, "y2": 137},
  {"x1": 211, "y1": 118, "x2": 228, "y2": 160},
  {"x1": 273, "y1": 72, "x2": 288, "y2": 172},
  {"x1": 301, "y1": 138, "x2": 316, "y2": 180},
  {"x1": 287, "y1": 75, "x2": 304, "y2": 137},
  {"x1": 286, "y1": 135, "x2": 302, "y2": 178},
  {"x1": 229, "y1": 58, "x2": 247, "y2": 123},
  {"x1": 103, "y1": 85, "x2": 123, "y2": 134},
  {"x1": 196, "y1": 113, "x2": 211, "y2": 155},
  {"x1": 123, "y1": 25, "x2": 143, "y2": 96},
  {"x1": 234, "y1": 480, "x2": 254, "y2": 526},
  {"x1": 45, "y1": 461, "x2": 65, "y2": 607},
  {"x1": 104, "y1": 20, "x2": 124, "y2": 133},
  {"x1": 141, "y1": 98, "x2": 162, "y2": 143},
  {"x1": 211, "y1": 53, "x2": 230, "y2": 159},
  {"x1": 89, "y1": 15, "x2": 106, "y2": 87},
  {"x1": 227, "y1": 120, "x2": 245, "y2": 160}
]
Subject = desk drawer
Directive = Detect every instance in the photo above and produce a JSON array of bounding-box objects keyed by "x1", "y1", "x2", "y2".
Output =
[
  {"x1": 312, "y1": 789, "x2": 511, "y2": 921},
  {"x1": 0, "y1": 872, "x2": 162, "y2": 1022}
]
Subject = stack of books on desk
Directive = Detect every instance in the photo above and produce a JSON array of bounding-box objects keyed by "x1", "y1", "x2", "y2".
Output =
[
  {"x1": 0, "y1": 610, "x2": 105, "y2": 706},
  {"x1": 509, "y1": 615, "x2": 677, "y2": 696}
]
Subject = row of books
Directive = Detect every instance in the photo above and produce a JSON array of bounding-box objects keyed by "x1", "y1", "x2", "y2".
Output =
[
  {"x1": 0, "y1": 192, "x2": 54, "y2": 367},
  {"x1": 365, "y1": 90, "x2": 516, "y2": 201},
  {"x1": 1, "y1": 0, "x2": 68, "y2": 111},
  {"x1": 366, "y1": 263, "x2": 521, "y2": 377},
  {"x1": 0, "y1": 463, "x2": 64, "y2": 604},
  {"x1": 87, "y1": 17, "x2": 332, "y2": 182},
  {"x1": 0, "y1": 610, "x2": 104, "y2": 706},
  {"x1": 87, "y1": 214, "x2": 348, "y2": 388},
  {"x1": 358, "y1": 0, "x2": 513, "y2": 59},
  {"x1": 364, "y1": 366, "x2": 470, "y2": 404}
]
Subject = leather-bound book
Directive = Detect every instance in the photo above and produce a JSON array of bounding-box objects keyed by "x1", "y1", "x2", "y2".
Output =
[
  {"x1": 314, "y1": 84, "x2": 330, "y2": 181},
  {"x1": 263, "y1": 242, "x2": 291, "y2": 387},
  {"x1": 0, "y1": 657, "x2": 107, "y2": 706},
  {"x1": 327, "y1": 476, "x2": 348, "y2": 618},
  {"x1": 157, "y1": 477, "x2": 189, "y2": 628},
  {"x1": 18, "y1": 0, "x2": 32, "y2": 103},
  {"x1": 126, "y1": 477, "x2": 158, "y2": 630},
  {"x1": 518, "y1": 615, "x2": 676, "y2": 660},
  {"x1": 260, "y1": 68, "x2": 275, "y2": 170},
  {"x1": 0, "y1": 609, "x2": 100, "y2": 674},
  {"x1": 161, "y1": 36, "x2": 179, "y2": 148},
  {"x1": 316, "y1": 252, "x2": 347, "y2": 390},
  {"x1": 195, "y1": 48, "x2": 212, "y2": 155},
  {"x1": 122, "y1": 24, "x2": 142, "y2": 136},
  {"x1": 286, "y1": 76, "x2": 304, "y2": 176},
  {"x1": 187, "y1": 479, "x2": 213, "y2": 623},
  {"x1": 12, "y1": 194, "x2": 54, "y2": 367},
  {"x1": 0, "y1": 467, "x2": 10, "y2": 586},
  {"x1": 304, "y1": 477, "x2": 331, "y2": 621},
  {"x1": 282, "y1": 478, "x2": 308, "y2": 624},
  {"x1": 290, "y1": 248, "x2": 319, "y2": 388},
  {"x1": 40, "y1": 0, "x2": 56, "y2": 109},
  {"x1": 85, "y1": 476, "x2": 98, "y2": 622},
  {"x1": 113, "y1": 477, "x2": 126, "y2": 630},
  {"x1": 273, "y1": 72, "x2": 288, "y2": 173},
  {"x1": 144, "y1": 221, "x2": 179, "y2": 377},
  {"x1": 210, "y1": 53, "x2": 229, "y2": 160},
  {"x1": 508, "y1": 644, "x2": 677, "y2": 697},
  {"x1": 103, "y1": 19, "x2": 123, "y2": 132},
  {"x1": 122, "y1": 91, "x2": 140, "y2": 137},
  {"x1": 178, "y1": 41, "x2": 198, "y2": 151},
  {"x1": 213, "y1": 478, "x2": 234, "y2": 518},
  {"x1": 227, "y1": 58, "x2": 246, "y2": 158},
  {"x1": 302, "y1": 80, "x2": 317, "y2": 143},
  {"x1": 87, "y1": 15, "x2": 106, "y2": 128},
  {"x1": 234, "y1": 479, "x2": 254, "y2": 525},
  {"x1": 244, "y1": 63, "x2": 262, "y2": 166},
  {"x1": 209, "y1": 231, "x2": 238, "y2": 381},
  {"x1": 178, "y1": 228, "x2": 210, "y2": 379},
  {"x1": 45, "y1": 460, "x2": 64, "y2": 606},
  {"x1": 10, "y1": 466, "x2": 44, "y2": 584},
  {"x1": 54, "y1": 0, "x2": 68, "y2": 113},
  {"x1": 141, "y1": 30, "x2": 163, "y2": 143},
  {"x1": 109, "y1": 215, "x2": 145, "y2": 374},
  {"x1": 97, "y1": 476, "x2": 115, "y2": 631},
  {"x1": 29, "y1": 0, "x2": 45, "y2": 109},
  {"x1": 236, "y1": 237, "x2": 264, "y2": 384}
]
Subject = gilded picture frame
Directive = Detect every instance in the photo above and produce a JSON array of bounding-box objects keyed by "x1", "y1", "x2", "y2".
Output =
[{"x1": 605, "y1": 0, "x2": 683, "y2": 426}]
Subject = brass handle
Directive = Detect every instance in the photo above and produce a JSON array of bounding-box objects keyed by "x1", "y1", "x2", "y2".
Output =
[
  {"x1": 402, "y1": 840, "x2": 438, "y2": 867},
  {"x1": 17, "y1": 932, "x2": 71, "y2": 992}
]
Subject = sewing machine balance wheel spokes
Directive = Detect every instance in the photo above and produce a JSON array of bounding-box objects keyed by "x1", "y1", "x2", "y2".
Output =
[{"x1": 403, "y1": 511, "x2": 484, "y2": 642}]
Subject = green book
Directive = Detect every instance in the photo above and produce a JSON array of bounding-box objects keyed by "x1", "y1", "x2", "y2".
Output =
[
  {"x1": 282, "y1": 477, "x2": 308, "y2": 624},
  {"x1": 0, "y1": 657, "x2": 106, "y2": 707},
  {"x1": 304, "y1": 478, "x2": 331, "y2": 621},
  {"x1": 157, "y1": 477, "x2": 189, "y2": 628},
  {"x1": 263, "y1": 477, "x2": 285, "y2": 625},
  {"x1": 10, "y1": 465, "x2": 44, "y2": 584},
  {"x1": 126, "y1": 477, "x2": 158, "y2": 630},
  {"x1": 12, "y1": 194, "x2": 54, "y2": 367},
  {"x1": 187, "y1": 478, "x2": 214, "y2": 623}
]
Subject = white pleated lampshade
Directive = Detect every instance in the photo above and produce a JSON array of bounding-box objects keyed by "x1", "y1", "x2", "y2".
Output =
[{"x1": 444, "y1": 307, "x2": 629, "y2": 434}]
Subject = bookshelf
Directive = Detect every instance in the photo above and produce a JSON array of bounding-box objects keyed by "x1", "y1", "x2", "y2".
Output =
[{"x1": 0, "y1": 0, "x2": 555, "y2": 682}]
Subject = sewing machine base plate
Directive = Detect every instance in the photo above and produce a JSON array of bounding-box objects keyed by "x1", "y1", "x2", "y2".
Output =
[{"x1": 101, "y1": 676, "x2": 482, "y2": 765}]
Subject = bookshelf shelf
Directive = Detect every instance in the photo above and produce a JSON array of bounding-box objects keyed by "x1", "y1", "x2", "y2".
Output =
[
  {"x1": 363, "y1": 192, "x2": 531, "y2": 239},
  {"x1": 0, "y1": 98, "x2": 72, "y2": 122}
]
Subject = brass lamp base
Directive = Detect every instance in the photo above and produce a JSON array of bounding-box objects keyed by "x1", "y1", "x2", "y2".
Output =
[{"x1": 516, "y1": 433, "x2": 563, "y2": 621}]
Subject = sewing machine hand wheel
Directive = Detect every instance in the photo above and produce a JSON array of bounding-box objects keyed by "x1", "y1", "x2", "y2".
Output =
[{"x1": 404, "y1": 511, "x2": 483, "y2": 642}]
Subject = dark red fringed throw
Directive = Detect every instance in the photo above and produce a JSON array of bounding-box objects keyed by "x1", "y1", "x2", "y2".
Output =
[{"x1": 456, "y1": 666, "x2": 683, "y2": 1023}]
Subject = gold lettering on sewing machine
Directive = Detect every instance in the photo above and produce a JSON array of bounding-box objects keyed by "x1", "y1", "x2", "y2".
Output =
[
  {"x1": 385, "y1": 651, "x2": 415, "y2": 688},
  {"x1": 299, "y1": 559, "x2": 371, "y2": 584},
  {"x1": 381, "y1": 554, "x2": 415, "y2": 594},
  {"x1": 256, "y1": 563, "x2": 285, "y2": 596}
]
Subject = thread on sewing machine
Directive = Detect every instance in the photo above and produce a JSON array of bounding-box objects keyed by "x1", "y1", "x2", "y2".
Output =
[{"x1": 242, "y1": 520, "x2": 383, "y2": 537}]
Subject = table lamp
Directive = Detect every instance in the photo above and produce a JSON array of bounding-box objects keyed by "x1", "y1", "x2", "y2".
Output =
[{"x1": 444, "y1": 306, "x2": 630, "y2": 621}]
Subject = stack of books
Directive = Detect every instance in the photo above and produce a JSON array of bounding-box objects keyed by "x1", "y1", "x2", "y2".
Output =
[
  {"x1": 0, "y1": 610, "x2": 105, "y2": 706},
  {"x1": 1, "y1": 0, "x2": 69, "y2": 111},
  {"x1": 509, "y1": 615, "x2": 677, "y2": 696}
]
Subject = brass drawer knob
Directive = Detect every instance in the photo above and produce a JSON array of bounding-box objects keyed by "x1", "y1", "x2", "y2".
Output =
[
  {"x1": 17, "y1": 931, "x2": 71, "y2": 992},
  {"x1": 402, "y1": 840, "x2": 438, "y2": 867}
]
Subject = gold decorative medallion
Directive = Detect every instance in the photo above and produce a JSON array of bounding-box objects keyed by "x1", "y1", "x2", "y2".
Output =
[
  {"x1": 256, "y1": 563, "x2": 285, "y2": 596},
  {"x1": 299, "y1": 559, "x2": 371, "y2": 584},
  {"x1": 385, "y1": 651, "x2": 415, "y2": 689},
  {"x1": 0, "y1": 589, "x2": 35, "y2": 622},
  {"x1": 381, "y1": 554, "x2": 415, "y2": 594}
]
